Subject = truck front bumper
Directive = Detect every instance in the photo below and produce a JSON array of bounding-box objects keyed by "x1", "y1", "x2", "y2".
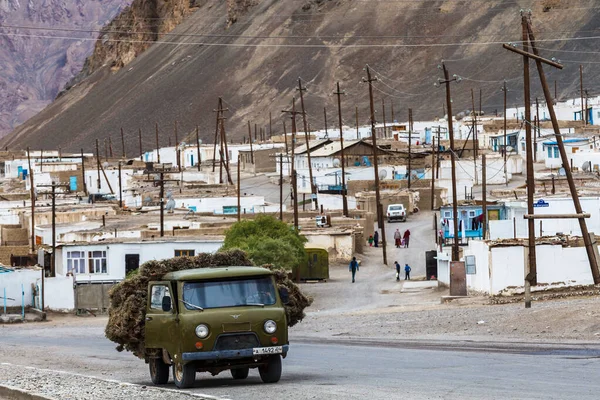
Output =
[{"x1": 182, "y1": 344, "x2": 289, "y2": 362}]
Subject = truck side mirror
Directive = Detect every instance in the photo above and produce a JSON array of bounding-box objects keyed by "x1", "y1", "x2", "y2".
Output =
[
  {"x1": 161, "y1": 296, "x2": 172, "y2": 312},
  {"x1": 279, "y1": 288, "x2": 289, "y2": 305}
]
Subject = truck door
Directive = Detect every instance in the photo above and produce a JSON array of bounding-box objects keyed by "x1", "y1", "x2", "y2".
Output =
[{"x1": 145, "y1": 281, "x2": 178, "y2": 353}]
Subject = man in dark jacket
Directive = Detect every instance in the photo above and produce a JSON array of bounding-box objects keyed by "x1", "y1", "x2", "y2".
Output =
[
  {"x1": 374, "y1": 231, "x2": 379, "y2": 247},
  {"x1": 395, "y1": 261, "x2": 401, "y2": 281},
  {"x1": 349, "y1": 257, "x2": 359, "y2": 283}
]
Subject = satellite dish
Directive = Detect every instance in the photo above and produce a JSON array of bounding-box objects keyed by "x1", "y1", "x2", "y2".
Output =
[
  {"x1": 165, "y1": 199, "x2": 176, "y2": 212},
  {"x1": 583, "y1": 161, "x2": 591, "y2": 172},
  {"x1": 333, "y1": 158, "x2": 341, "y2": 168},
  {"x1": 558, "y1": 167, "x2": 566, "y2": 176},
  {"x1": 379, "y1": 169, "x2": 388, "y2": 180}
]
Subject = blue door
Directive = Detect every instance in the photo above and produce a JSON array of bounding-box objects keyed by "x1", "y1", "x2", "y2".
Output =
[
  {"x1": 190, "y1": 154, "x2": 194, "y2": 166},
  {"x1": 17, "y1": 166, "x2": 23, "y2": 178},
  {"x1": 69, "y1": 176, "x2": 77, "y2": 191}
]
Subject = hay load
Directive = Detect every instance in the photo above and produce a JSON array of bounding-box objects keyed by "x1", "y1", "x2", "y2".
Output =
[{"x1": 105, "y1": 250, "x2": 312, "y2": 358}]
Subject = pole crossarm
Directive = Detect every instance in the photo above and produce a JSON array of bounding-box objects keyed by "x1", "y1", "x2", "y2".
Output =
[
  {"x1": 502, "y1": 44, "x2": 563, "y2": 69},
  {"x1": 523, "y1": 213, "x2": 590, "y2": 220}
]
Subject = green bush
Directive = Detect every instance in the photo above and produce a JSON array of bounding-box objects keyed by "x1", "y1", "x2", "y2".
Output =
[{"x1": 222, "y1": 215, "x2": 307, "y2": 270}]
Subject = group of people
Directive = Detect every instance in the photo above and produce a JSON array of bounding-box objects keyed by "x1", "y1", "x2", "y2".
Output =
[
  {"x1": 348, "y1": 257, "x2": 411, "y2": 282},
  {"x1": 367, "y1": 229, "x2": 411, "y2": 249},
  {"x1": 393, "y1": 229, "x2": 411, "y2": 248}
]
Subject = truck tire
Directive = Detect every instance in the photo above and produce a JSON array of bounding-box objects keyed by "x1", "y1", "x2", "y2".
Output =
[
  {"x1": 173, "y1": 362, "x2": 196, "y2": 389},
  {"x1": 259, "y1": 355, "x2": 282, "y2": 383},
  {"x1": 231, "y1": 367, "x2": 249, "y2": 380},
  {"x1": 149, "y1": 358, "x2": 169, "y2": 385}
]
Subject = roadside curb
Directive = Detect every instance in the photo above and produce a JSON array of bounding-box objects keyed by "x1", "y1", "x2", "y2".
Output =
[{"x1": 0, "y1": 384, "x2": 53, "y2": 400}]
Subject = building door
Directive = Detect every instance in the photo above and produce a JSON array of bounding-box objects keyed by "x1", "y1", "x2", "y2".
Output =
[
  {"x1": 125, "y1": 254, "x2": 140, "y2": 275},
  {"x1": 69, "y1": 176, "x2": 78, "y2": 191}
]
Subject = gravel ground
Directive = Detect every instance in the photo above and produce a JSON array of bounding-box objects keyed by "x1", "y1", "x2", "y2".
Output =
[{"x1": 0, "y1": 363, "x2": 224, "y2": 400}]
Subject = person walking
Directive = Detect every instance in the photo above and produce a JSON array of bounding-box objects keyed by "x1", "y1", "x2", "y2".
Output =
[
  {"x1": 349, "y1": 257, "x2": 359, "y2": 283},
  {"x1": 403, "y1": 229, "x2": 411, "y2": 248},
  {"x1": 374, "y1": 230, "x2": 379, "y2": 248},
  {"x1": 394, "y1": 229, "x2": 401, "y2": 248},
  {"x1": 404, "y1": 263, "x2": 411, "y2": 280},
  {"x1": 394, "y1": 261, "x2": 401, "y2": 281}
]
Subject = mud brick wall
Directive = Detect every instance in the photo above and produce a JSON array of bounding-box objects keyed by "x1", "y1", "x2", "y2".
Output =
[{"x1": 0, "y1": 245, "x2": 31, "y2": 265}]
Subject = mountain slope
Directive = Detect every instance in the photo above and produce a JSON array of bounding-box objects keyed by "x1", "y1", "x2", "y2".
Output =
[
  {"x1": 3, "y1": 0, "x2": 600, "y2": 154},
  {"x1": 0, "y1": 0, "x2": 129, "y2": 137}
]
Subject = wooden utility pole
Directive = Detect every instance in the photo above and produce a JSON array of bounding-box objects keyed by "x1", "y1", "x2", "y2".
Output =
[
  {"x1": 408, "y1": 108, "x2": 413, "y2": 188},
  {"x1": 269, "y1": 112, "x2": 272, "y2": 140},
  {"x1": 365, "y1": 65, "x2": 387, "y2": 265},
  {"x1": 27, "y1": 147, "x2": 35, "y2": 253},
  {"x1": 214, "y1": 98, "x2": 233, "y2": 185},
  {"x1": 212, "y1": 110, "x2": 220, "y2": 172},
  {"x1": 382, "y1": 99, "x2": 387, "y2": 138},
  {"x1": 334, "y1": 82, "x2": 349, "y2": 217},
  {"x1": 502, "y1": 81, "x2": 508, "y2": 186},
  {"x1": 297, "y1": 78, "x2": 318, "y2": 210},
  {"x1": 95, "y1": 139, "x2": 101, "y2": 190},
  {"x1": 80, "y1": 149, "x2": 87, "y2": 195},
  {"x1": 237, "y1": 154, "x2": 241, "y2": 222},
  {"x1": 324, "y1": 107, "x2": 329, "y2": 139},
  {"x1": 196, "y1": 126, "x2": 201, "y2": 171},
  {"x1": 118, "y1": 162, "x2": 123, "y2": 208},
  {"x1": 585, "y1": 89, "x2": 589, "y2": 126},
  {"x1": 391, "y1": 100, "x2": 395, "y2": 124},
  {"x1": 554, "y1": 80, "x2": 557, "y2": 101},
  {"x1": 355, "y1": 106, "x2": 359, "y2": 139},
  {"x1": 439, "y1": 62, "x2": 460, "y2": 261},
  {"x1": 138, "y1": 128, "x2": 143, "y2": 161},
  {"x1": 580, "y1": 65, "x2": 586, "y2": 125},
  {"x1": 247, "y1": 121, "x2": 254, "y2": 164},
  {"x1": 471, "y1": 89, "x2": 478, "y2": 185},
  {"x1": 436, "y1": 126, "x2": 441, "y2": 179},
  {"x1": 431, "y1": 137, "x2": 435, "y2": 211},
  {"x1": 279, "y1": 154, "x2": 283, "y2": 221},
  {"x1": 155, "y1": 123, "x2": 161, "y2": 164},
  {"x1": 482, "y1": 153, "x2": 487, "y2": 239},
  {"x1": 121, "y1": 127, "x2": 126, "y2": 158},
  {"x1": 282, "y1": 98, "x2": 301, "y2": 230},
  {"x1": 283, "y1": 120, "x2": 289, "y2": 156}
]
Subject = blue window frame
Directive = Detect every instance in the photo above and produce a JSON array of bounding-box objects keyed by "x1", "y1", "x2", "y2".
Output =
[
  {"x1": 553, "y1": 147, "x2": 559, "y2": 158},
  {"x1": 547, "y1": 147, "x2": 552, "y2": 158}
]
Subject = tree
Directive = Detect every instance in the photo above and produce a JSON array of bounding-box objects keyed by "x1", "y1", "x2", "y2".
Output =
[{"x1": 222, "y1": 215, "x2": 307, "y2": 270}]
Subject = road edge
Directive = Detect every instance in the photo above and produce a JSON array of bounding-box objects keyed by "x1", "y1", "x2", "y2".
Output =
[{"x1": 0, "y1": 384, "x2": 53, "y2": 400}]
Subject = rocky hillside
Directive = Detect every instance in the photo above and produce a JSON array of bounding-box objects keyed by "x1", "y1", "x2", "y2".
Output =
[
  {"x1": 0, "y1": 0, "x2": 130, "y2": 137},
  {"x1": 3, "y1": 0, "x2": 600, "y2": 153}
]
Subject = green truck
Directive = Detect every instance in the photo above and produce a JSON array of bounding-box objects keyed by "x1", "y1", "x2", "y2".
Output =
[{"x1": 144, "y1": 266, "x2": 290, "y2": 388}]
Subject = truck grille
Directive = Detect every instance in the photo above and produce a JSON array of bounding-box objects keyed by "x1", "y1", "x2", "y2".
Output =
[{"x1": 214, "y1": 333, "x2": 260, "y2": 351}]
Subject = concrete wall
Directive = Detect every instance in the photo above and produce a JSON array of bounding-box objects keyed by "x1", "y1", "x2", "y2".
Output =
[
  {"x1": 317, "y1": 193, "x2": 357, "y2": 211},
  {"x1": 303, "y1": 232, "x2": 354, "y2": 261},
  {"x1": 0, "y1": 269, "x2": 39, "y2": 308},
  {"x1": 41, "y1": 276, "x2": 75, "y2": 311}
]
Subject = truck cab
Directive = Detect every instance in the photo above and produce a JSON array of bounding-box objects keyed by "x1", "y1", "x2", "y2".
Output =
[{"x1": 145, "y1": 266, "x2": 289, "y2": 388}]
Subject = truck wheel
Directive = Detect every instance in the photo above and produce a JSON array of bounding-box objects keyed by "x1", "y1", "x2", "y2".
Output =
[
  {"x1": 173, "y1": 362, "x2": 196, "y2": 389},
  {"x1": 259, "y1": 355, "x2": 282, "y2": 383},
  {"x1": 149, "y1": 358, "x2": 170, "y2": 385},
  {"x1": 231, "y1": 367, "x2": 249, "y2": 380}
]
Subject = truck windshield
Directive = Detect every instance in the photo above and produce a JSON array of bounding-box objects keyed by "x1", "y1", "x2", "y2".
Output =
[{"x1": 182, "y1": 276, "x2": 276, "y2": 310}]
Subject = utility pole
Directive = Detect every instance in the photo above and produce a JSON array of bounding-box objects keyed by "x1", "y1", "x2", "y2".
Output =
[
  {"x1": 95, "y1": 139, "x2": 101, "y2": 190},
  {"x1": 269, "y1": 112, "x2": 272, "y2": 140},
  {"x1": 580, "y1": 65, "x2": 586, "y2": 125},
  {"x1": 174, "y1": 121, "x2": 179, "y2": 170},
  {"x1": 212, "y1": 111, "x2": 220, "y2": 172},
  {"x1": 391, "y1": 100, "x2": 395, "y2": 124},
  {"x1": 121, "y1": 127, "x2": 126, "y2": 158},
  {"x1": 109, "y1": 136, "x2": 114, "y2": 158},
  {"x1": 382, "y1": 99, "x2": 387, "y2": 139},
  {"x1": 554, "y1": 80, "x2": 557, "y2": 101},
  {"x1": 139, "y1": 128, "x2": 143, "y2": 161},
  {"x1": 297, "y1": 78, "x2": 318, "y2": 210},
  {"x1": 282, "y1": 98, "x2": 301, "y2": 230},
  {"x1": 408, "y1": 108, "x2": 413, "y2": 188},
  {"x1": 482, "y1": 153, "x2": 487, "y2": 240},
  {"x1": 334, "y1": 82, "x2": 349, "y2": 217},
  {"x1": 144, "y1": 173, "x2": 178, "y2": 237},
  {"x1": 155, "y1": 123, "x2": 161, "y2": 164},
  {"x1": 196, "y1": 126, "x2": 201, "y2": 171},
  {"x1": 324, "y1": 107, "x2": 329, "y2": 139},
  {"x1": 355, "y1": 106, "x2": 359, "y2": 139},
  {"x1": 471, "y1": 89, "x2": 478, "y2": 185},
  {"x1": 118, "y1": 162, "x2": 123, "y2": 208},
  {"x1": 27, "y1": 147, "x2": 35, "y2": 253},
  {"x1": 80, "y1": 149, "x2": 87, "y2": 195},
  {"x1": 248, "y1": 121, "x2": 254, "y2": 164},
  {"x1": 237, "y1": 154, "x2": 241, "y2": 222},
  {"x1": 283, "y1": 120, "x2": 289, "y2": 156},
  {"x1": 279, "y1": 154, "x2": 283, "y2": 221},
  {"x1": 431, "y1": 136, "x2": 436, "y2": 210},
  {"x1": 364, "y1": 65, "x2": 387, "y2": 265},
  {"x1": 585, "y1": 89, "x2": 589, "y2": 126},
  {"x1": 502, "y1": 81, "x2": 509, "y2": 186},
  {"x1": 437, "y1": 62, "x2": 460, "y2": 261},
  {"x1": 436, "y1": 126, "x2": 441, "y2": 179},
  {"x1": 214, "y1": 98, "x2": 233, "y2": 185}
]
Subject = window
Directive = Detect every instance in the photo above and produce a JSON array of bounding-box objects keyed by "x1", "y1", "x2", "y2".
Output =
[
  {"x1": 150, "y1": 285, "x2": 171, "y2": 310},
  {"x1": 547, "y1": 147, "x2": 552, "y2": 158},
  {"x1": 468, "y1": 210, "x2": 476, "y2": 217},
  {"x1": 443, "y1": 211, "x2": 452, "y2": 218},
  {"x1": 182, "y1": 277, "x2": 276, "y2": 309},
  {"x1": 88, "y1": 250, "x2": 107, "y2": 274},
  {"x1": 67, "y1": 251, "x2": 86, "y2": 274},
  {"x1": 554, "y1": 147, "x2": 559, "y2": 158},
  {"x1": 175, "y1": 249, "x2": 195, "y2": 257}
]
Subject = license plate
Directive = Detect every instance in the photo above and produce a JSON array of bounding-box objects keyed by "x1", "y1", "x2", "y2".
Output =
[{"x1": 252, "y1": 346, "x2": 283, "y2": 355}]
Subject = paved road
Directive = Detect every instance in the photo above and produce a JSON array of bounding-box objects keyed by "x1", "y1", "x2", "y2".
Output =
[{"x1": 1, "y1": 326, "x2": 599, "y2": 400}]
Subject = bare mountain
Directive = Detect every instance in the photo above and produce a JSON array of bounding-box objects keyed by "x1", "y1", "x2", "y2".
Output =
[
  {"x1": 3, "y1": 0, "x2": 600, "y2": 154},
  {"x1": 0, "y1": 0, "x2": 130, "y2": 137}
]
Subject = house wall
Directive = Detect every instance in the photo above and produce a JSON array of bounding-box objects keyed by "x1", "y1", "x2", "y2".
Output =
[
  {"x1": 58, "y1": 240, "x2": 223, "y2": 282},
  {"x1": 0, "y1": 269, "x2": 39, "y2": 307},
  {"x1": 303, "y1": 232, "x2": 354, "y2": 261},
  {"x1": 317, "y1": 193, "x2": 357, "y2": 211},
  {"x1": 41, "y1": 276, "x2": 75, "y2": 311}
]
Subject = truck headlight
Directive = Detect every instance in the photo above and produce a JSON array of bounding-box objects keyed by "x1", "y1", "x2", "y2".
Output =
[
  {"x1": 195, "y1": 324, "x2": 209, "y2": 338},
  {"x1": 264, "y1": 320, "x2": 277, "y2": 334}
]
